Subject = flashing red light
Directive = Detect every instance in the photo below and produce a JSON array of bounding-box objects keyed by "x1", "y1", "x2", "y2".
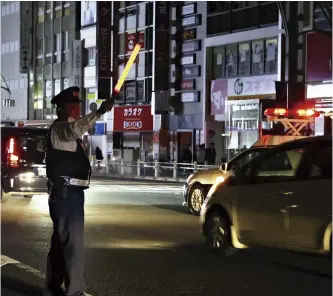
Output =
[
  {"x1": 264, "y1": 108, "x2": 288, "y2": 117},
  {"x1": 296, "y1": 108, "x2": 320, "y2": 118},
  {"x1": 7, "y1": 138, "x2": 19, "y2": 167}
]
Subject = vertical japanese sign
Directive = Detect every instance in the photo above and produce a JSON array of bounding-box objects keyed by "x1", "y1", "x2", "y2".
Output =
[
  {"x1": 72, "y1": 40, "x2": 82, "y2": 97},
  {"x1": 154, "y1": 1, "x2": 169, "y2": 91},
  {"x1": 97, "y1": 1, "x2": 112, "y2": 99},
  {"x1": 20, "y1": 2, "x2": 32, "y2": 73}
]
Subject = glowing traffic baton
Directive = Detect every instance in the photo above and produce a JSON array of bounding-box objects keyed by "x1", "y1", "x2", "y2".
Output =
[{"x1": 113, "y1": 44, "x2": 141, "y2": 95}]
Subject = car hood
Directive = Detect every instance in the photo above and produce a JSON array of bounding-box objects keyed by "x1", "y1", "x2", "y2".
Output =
[{"x1": 188, "y1": 168, "x2": 233, "y2": 185}]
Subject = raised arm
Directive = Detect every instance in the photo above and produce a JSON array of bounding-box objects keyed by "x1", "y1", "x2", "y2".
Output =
[{"x1": 52, "y1": 111, "x2": 101, "y2": 142}]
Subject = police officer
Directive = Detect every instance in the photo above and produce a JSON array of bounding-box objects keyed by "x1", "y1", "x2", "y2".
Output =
[{"x1": 45, "y1": 86, "x2": 113, "y2": 296}]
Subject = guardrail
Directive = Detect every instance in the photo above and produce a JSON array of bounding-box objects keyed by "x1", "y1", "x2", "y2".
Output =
[{"x1": 90, "y1": 158, "x2": 219, "y2": 182}]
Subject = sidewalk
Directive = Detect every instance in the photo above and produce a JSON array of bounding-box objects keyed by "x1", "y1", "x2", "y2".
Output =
[
  {"x1": 1, "y1": 255, "x2": 45, "y2": 296},
  {"x1": 91, "y1": 174, "x2": 187, "y2": 184}
]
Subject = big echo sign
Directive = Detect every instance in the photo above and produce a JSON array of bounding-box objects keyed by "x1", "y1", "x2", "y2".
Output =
[{"x1": 113, "y1": 105, "x2": 153, "y2": 132}]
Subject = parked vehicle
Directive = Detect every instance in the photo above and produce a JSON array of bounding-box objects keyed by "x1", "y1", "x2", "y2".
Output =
[
  {"x1": 1, "y1": 126, "x2": 48, "y2": 202},
  {"x1": 200, "y1": 136, "x2": 332, "y2": 257}
]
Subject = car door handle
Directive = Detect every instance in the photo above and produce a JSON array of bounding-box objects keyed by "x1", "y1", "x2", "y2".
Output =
[
  {"x1": 276, "y1": 191, "x2": 294, "y2": 197},
  {"x1": 281, "y1": 204, "x2": 298, "y2": 213}
]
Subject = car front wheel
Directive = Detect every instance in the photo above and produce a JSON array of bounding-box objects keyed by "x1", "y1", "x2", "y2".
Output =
[
  {"x1": 205, "y1": 210, "x2": 235, "y2": 255},
  {"x1": 188, "y1": 184, "x2": 205, "y2": 215}
]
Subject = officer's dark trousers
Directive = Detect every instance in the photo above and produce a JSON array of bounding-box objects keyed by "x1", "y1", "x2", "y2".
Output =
[{"x1": 45, "y1": 187, "x2": 85, "y2": 296}]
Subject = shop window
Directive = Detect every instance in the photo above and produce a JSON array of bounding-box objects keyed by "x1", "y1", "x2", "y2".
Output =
[
  {"x1": 63, "y1": 31, "x2": 69, "y2": 50},
  {"x1": 137, "y1": 52, "x2": 145, "y2": 77},
  {"x1": 260, "y1": 2, "x2": 278, "y2": 26},
  {"x1": 54, "y1": 33, "x2": 61, "y2": 53},
  {"x1": 64, "y1": 6, "x2": 71, "y2": 16},
  {"x1": 212, "y1": 46, "x2": 225, "y2": 79},
  {"x1": 207, "y1": 13, "x2": 231, "y2": 36},
  {"x1": 207, "y1": 2, "x2": 230, "y2": 14},
  {"x1": 265, "y1": 38, "x2": 278, "y2": 74},
  {"x1": 138, "y1": 52, "x2": 152, "y2": 77},
  {"x1": 46, "y1": 11, "x2": 53, "y2": 20},
  {"x1": 138, "y1": 2, "x2": 146, "y2": 28},
  {"x1": 87, "y1": 47, "x2": 96, "y2": 66},
  {"x1": 125, "y1": 1, "x2": 137, "y2": 8},
  {"x1": 10, "y1": 2, "x2": 16, "y2": 14},
  {"x1": 54, "y1": 53, "x2": 61, "y2": 64},
  {"x1": 3, "y1": 99, "x2": 15, "y2": 107},
  {"x1": 37, "y1": 38, "x2": 43, "y2": 55},
  {"x1": 56, "y1": 9, "x2": 62, "y2": 18},
  {"x1": 252, "y1": 40, "x2": 264, "y2": 75},
  {"x1": 63, "y1": 52, "x2": 69, "y2": 61},
  {"x1": 118, "y1": 56, "x2": 136, "y2": 80},
  {"x1": 45, "y1": 36, "x2": 52, "y2": 54},
  {"x1": 226, "y1": 44, "x2": 237, "y2": 77},
  {"x1": 38, "y1": 14, "x2": 44, "y2": 23},
  {"x1": 137, "y1": 79, "x2": 145, "y2": 102},
  {"x1": 145, "y1": 27, "x2": 153, "y2": 50},
  {"x1": 145, "y1": 78, "x2": 152, "y2": 103},
  {"x1": 63, "y1": 78, "x2": 70, "y2": 89},
  {"x1": 37, "y1": 2, "x2": 44, "y2": 14},
  {"x1": 238, "y1": 43, "x2": 250, "y2": 76},
  {"x1": 118, "y1": 10, "x2": 126, "y2": 33},
  {"x1": 118, "y1": 33, "x2": 126, "y2": 55},
  {"x1": 54, "y1": 79, "x2": 61, "y2": 95},
  {"x1": 37, "y1": 57, "x2": 44, "y2": 66},
  {"x1": 46, "y1": 1, "x2": 52, "y2": 11},
  {"x1": 232, "y1": 6, "x2": 259, "y2": 31},
  {"x1": 126, "y1": 7, "x2": 137, "y2": 31},
  {"x1": 232, "y1": 2, "x2": 258, "y2": 9},
  {"x1": 124, "y1": 80, "x2": 136, "y2": 103}
]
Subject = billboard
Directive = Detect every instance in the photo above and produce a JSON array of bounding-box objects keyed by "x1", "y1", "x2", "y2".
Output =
[
  {"x1": 81, "y1": 1, "x2": 97, "y2": 27},
  {"x1": 210, "y1": 79, "x2": 228, "y2": 116},
  {"x1": 306, "y1": 32, "x2": 332, "y2": 82}
]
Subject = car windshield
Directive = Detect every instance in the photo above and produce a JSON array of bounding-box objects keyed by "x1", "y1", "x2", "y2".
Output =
[{"x1": 19, "y1": 133, "x2": 47, "y2": 165}]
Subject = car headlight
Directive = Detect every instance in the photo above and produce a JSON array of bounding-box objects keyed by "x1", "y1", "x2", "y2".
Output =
[
  {"x1": 186, "y1": 174, "x2": 194, "y2": 183},
  {"x1": 207, "y1": 176, "x2": 225, "y2": 198}
]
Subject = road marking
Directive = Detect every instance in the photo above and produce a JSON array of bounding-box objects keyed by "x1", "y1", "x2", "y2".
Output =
[
  {"x1": 90, "y1": 185, "x2": 183, "y2": 193},
  {"x1": 1, "y1": 255, "x2": 19, "y2": 266}
]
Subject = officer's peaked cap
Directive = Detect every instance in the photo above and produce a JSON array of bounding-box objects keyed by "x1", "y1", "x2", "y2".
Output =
[{"x1": 51, "y1": 86, "x2": 81, "y2": 105}]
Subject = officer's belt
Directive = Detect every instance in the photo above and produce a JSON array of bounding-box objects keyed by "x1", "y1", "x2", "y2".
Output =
[{"x1": 61, "y1": 176, "x2": 90, "y2": 187}]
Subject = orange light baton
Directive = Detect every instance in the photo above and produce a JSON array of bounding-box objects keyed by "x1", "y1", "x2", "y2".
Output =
[{"x1": 113, "y1": 44, "x2": 141, "y2": 95}]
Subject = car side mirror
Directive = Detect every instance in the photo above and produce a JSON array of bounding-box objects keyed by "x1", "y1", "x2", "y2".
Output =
[{"x1": 219, "y1": 162, "x2": 227, "y2": 171}]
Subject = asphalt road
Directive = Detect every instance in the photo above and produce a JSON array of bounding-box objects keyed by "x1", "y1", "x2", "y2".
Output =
[{"x1": 1, "y1": 180, "x2": 332, "y2": 296}]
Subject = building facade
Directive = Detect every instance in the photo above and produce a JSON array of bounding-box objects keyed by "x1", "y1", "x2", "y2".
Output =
[
  {"x1": 26, "y1": 1, "x2": 80, "y2": 123},
  {"x1": 3, "y1": 1, "x2": 330, "y2": 161},
  {"x1": 80, "y1": 1, "x2": 170, "y2": 162},
  {"x1": 170, "y1": 2, "x2": 280, "y2": 162},
  {"x1": 1, "y1": 1, "x2": 28, "y2": 122}
]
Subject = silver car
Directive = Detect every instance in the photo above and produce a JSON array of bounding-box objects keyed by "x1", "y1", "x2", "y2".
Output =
[{"x1": 200, "y1": 136, "x2": 332, "y2": 256}]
